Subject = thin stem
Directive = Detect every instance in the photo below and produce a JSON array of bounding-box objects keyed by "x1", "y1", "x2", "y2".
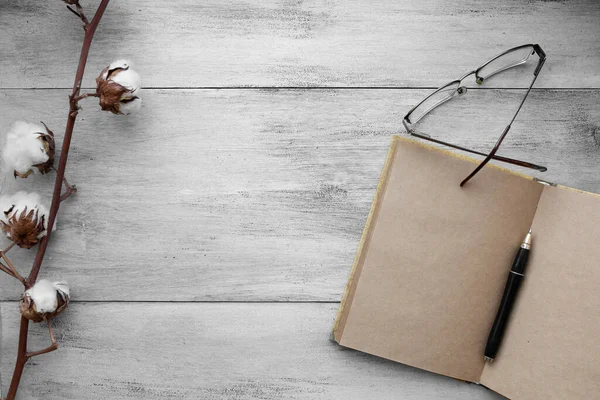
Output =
[
  {"x1": 0, "y1": 251, "x2": 26, "y2": 285},
  {"x1": 25, "y1": 318, "x2": 58, "y2": 359},
  {"x1": 60, "y1": 177, "x2": 77, "y2": 203},
  {"x1": 3, "y1": 241, "x2": 16, "y2": 254},
  {"x1": 0, "y1": 241, "x2": 19, "y2": 281},
  {"x1": 25, "y1": 342, "x2": 58, "y2": 359},
  {"x1": 0, "y1": 261, "x2": 18, "y2": 281},
  {"x1": 5, "y1": 1, "x2": 111, "y2": 398},
  {"x1": 66, "y1": 5, "x2": 81, "y2": 19},
  {"x1": 73, "y1": 92, "x2": 99, "y2": 102},
  {"x1": 51, "y1": 167, "x2": 78, "y2": 201},
  {"x1": 66, "y1": 0, "x2": 89, "y2": 27},
  {"x1": 63, "y1": 176, "x2": 72, "y2": 190},
  {"x1": 75, "y1": 2, "x2": 89, "y2": 26}
]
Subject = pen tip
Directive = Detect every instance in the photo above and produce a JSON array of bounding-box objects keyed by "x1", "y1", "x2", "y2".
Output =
[{"x1": 521, "y1": 230, "x2": 532, "y2": 249}]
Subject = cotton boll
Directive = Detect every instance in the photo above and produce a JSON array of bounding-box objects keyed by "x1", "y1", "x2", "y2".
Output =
[
  {"x1": 24, "y1": 279, "x2": 57, "y2": 314},
  {"x1": 1, "y1": 121, "x2": 55, "y2": 178},
  {"x1": 0, "y1": 191, "x2": 52, "y2": 248},
  {"x1": 110, "y1": 68, "x2": 141, "y2": 92},
  {"x1": 20, "y1": 279, "x2": 70, "y2": 322},
  {"x1": 95, "y1": 59, "x2": 142, "y2": 115},
  {"x1": 53, "y1": 281, "x2": 70, "y2": 299},
  {"x1": 2, "y1": 122, "x2": 50, "y2": 176},
  {"x1": 108, "y1": 59, "x2": 132, "y2": 71},
  {"x1": 118, "y1": 96, "x2": 142, "y2": 115},
  {"x1": 0, "y1": 191, "x2": 48, "y2": 228}
]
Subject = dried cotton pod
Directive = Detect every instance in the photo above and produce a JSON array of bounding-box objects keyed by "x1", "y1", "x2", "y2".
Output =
[
  {"x1": 0, "y1": 191, "x2": 50, "y2": 249},
  {"x1": 20, "y1": 280, "x2": 70, "y2": 322},
  {"x1": 2, "y1": 121, "x2": 55, "y2": 179},
  {"x1": 95, "y1": 59, "x2": 142, "y2": 115}
]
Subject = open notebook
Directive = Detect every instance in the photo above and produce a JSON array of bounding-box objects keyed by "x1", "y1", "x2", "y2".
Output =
[{"x1": 332, "y1": 136, "x2": 600, "y2": 399}]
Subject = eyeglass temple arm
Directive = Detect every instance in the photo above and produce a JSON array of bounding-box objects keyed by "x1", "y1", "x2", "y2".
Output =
[
  {"x1": 408, "y1": 130, "x2": 547, "y2": 172},
  {"x1": 460, "y1": 55, "x2": 547, "y2": 186},
  {"x1": 459, "y1": 125, "x2": 511, "y2": 187}
]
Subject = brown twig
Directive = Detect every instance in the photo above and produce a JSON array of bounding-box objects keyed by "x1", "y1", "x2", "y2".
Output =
[
  {"x1": 3, "y1": 241, "x2": 16, "y2": 254},
  {"x1": 60, "y1": 177, "x2": 78, "y2": 202},
  {"x1": 66, "y1": 0, "x2": 89, "y2": 28},
  {"x1": 25, "y1": 318, "x2": 58, "y2": 359},
  {"x1": 0, "y1": 242, "x2": 25, "y2": 284},
  {"x1": 4, "y1": 1, "x2": 111, "y2": 398},
  {"x1": 73, "y1": 92, "x2": 99, "y2": 102},
  {"x1": 0, "y1": 261, "x2": 18, "y2": 281},
  {"x1": 0, "y1": 250, "x2": 26, "y2": 285}
]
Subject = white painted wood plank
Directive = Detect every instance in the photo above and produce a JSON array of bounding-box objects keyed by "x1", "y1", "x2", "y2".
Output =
[
  {"x1": 0, "y1": 0, "x2": 599, "y2": 88},
  {"x1": 0, "y1": 89, "x2": 598, "y2": 301},
  {"x1": 0, "y1": 302, "x2": 503, "y2": 400}
]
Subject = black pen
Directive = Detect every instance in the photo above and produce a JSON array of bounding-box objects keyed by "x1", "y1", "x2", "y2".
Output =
[{"x1": 484, "y1": 229, "x2": 532, "y2": 362}]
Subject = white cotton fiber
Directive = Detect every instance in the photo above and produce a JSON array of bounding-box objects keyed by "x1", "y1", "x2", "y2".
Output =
[
  {"x1": 110, "y1": 68, "x2": 142, "y2": 91},
  {"x1": 25, "y1": 279, "x2": 58, "y2": 314},
  {"x1": 53, "y1": 281, "x2": 70, "y2": 299},
  {"x1": 119, "y1": 97, "x2": 142, "y2": 115},
  {"x1": 0, "y1": 191, "x2": 50, "y2": 232},
  {"x1": 108, "y1": 59, "x2": 131, "y2": 71},
  {"x1": 2, "y1": 121, "x2": 49, "y2": 175}
]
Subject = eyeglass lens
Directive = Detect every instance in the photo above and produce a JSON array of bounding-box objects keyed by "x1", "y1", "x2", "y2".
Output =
[
  {"x1": 408, "y1": 46, "x2": 539, "y2": 126},
  {"x1": 477, "y1": 46, "x2": 537, "y2": 85},
  {"x1": 408, "y1": 82, "x2": 460, "y2": 124}
]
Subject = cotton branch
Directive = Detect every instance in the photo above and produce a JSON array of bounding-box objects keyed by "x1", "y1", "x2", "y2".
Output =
[
  {"x1": 73, "y1": 92, "x2": 99, "y2": 102},
  {"x1": 48, "y1": 167, "x2": 78, "y2": 202},
  {"x1": 60, "y1": 177, "x2": 77, "y2": 202},
  {"x1": 25, "y1": 318, "x2": 58, "y2": 359},
  {"x1": 66, "y1": 0, "x2": 89, "y2": 28},
  {"x1": 4, "y1": 1, "x2": 111, "y2": 398},
  {"x1": 0, "y1": 241, "x2": 25, "y2": 284},
  {"x1": 0, "y1": 242, "x2": 17, "y2": 278},
  {"x1": 3, "y1": 241, "x2": 16, "y2": 254},
  {"x1": 0, "y1": 262, "x2": 19, "y2": 282},
  {"x1": 0, "y1": 249, "x2": 26, "y2": 285}
]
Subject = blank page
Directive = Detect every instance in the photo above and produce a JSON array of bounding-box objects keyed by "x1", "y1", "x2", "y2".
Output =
[
  {"x1": 335, "y1": 137, "x2": 543, "y2": 382},
  {"x1": 481, "y1": 185, "x2": 600, "y2": 398}
]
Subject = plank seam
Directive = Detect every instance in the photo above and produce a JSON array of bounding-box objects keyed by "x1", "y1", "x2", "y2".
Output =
[
  {"x1": 0, "y1": 300, "x2": 342, "y2": 304},
  {"x1": 1, "y1": 87, "x2": 599, "y2": 91}
]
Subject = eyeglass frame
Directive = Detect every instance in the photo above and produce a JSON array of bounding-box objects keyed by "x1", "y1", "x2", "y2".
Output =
[{"x1": 402, "y1": 44, "x2": 547, "y2": 187}]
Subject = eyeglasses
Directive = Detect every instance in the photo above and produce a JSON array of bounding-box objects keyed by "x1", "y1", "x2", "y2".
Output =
[{"x1": 402, "y1": 44, "x2": 547, "y2": 187}]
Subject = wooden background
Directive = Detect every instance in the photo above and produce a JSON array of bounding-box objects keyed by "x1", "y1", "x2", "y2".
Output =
[{"x1": 1, "y1": 1, "x2": 599, "y2": 398}]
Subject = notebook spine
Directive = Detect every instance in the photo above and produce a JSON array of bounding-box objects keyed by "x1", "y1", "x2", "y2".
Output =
[{"x1": 331, "y1": 137, "x2": 399, "y2": 343}]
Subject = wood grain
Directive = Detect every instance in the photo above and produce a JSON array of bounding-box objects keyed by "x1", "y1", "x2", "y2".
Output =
[
  {"x1": 1, "y1": 0, "x2": 599, "y2": 88},
  {"x1": 0, "y1": 302, "x2": 503, "y2": 400},
  {"x1": 1, "y1": 1, "x2": 599, "y2": 399},
  {"x1": 0, "y1": 89, "x2": 598, "y2": 302}
]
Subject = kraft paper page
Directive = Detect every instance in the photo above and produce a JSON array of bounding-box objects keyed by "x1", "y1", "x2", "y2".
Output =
[
  {"x1": 480, "y1": 185, "x2": 600, "y2": 399},
  {"x1": 337, "y1": 137, "x2": 543, "y2": 383}
]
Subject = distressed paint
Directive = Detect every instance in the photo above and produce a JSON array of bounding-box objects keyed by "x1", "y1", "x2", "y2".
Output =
[
  {"x1": 0, "y1": 302, "x2": 503, "y2": 400},
  {"x1": 0, "y1": 89, "x2": 598, "y2": 302},
  {"x1": 0, "y1": 0, "x2": 599, "y2": 398},
  {"x1": 0, "y1": 1, "x2": 599, "y2": 88}
]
